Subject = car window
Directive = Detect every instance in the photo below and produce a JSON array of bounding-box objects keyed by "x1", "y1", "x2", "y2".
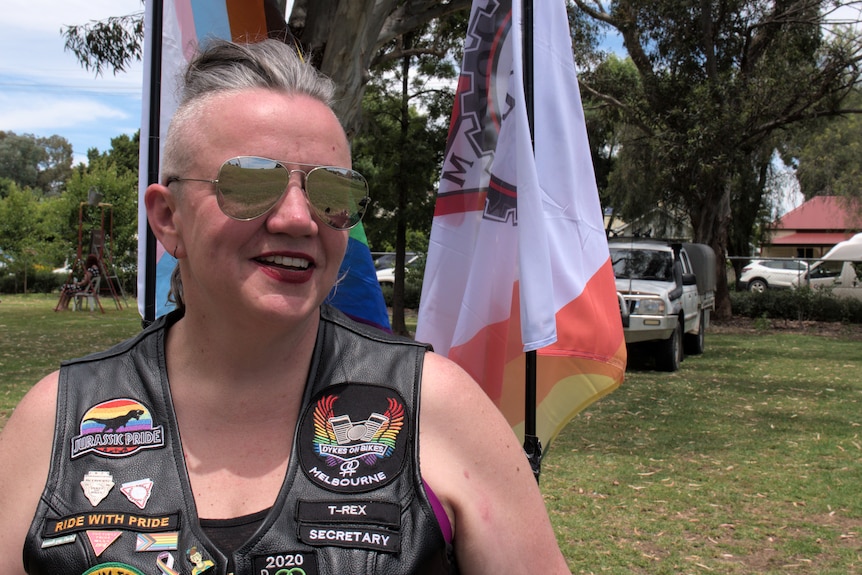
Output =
[
  {"x1": 809, "y1": 261, "x2": 844, "y2": 278},
  {"x1": 611, "y1": 248, "x2": 674, "y2": 281}
]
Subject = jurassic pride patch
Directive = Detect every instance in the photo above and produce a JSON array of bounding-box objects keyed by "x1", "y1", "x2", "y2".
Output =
[
  {"x1": 71, "y1": 398, "x2": 165, "y2": 458},
  {"x1": 298, "y1": 383, "x2": 408, "y2": 493}
]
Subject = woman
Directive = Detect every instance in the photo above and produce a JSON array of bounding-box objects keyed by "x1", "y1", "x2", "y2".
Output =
[
  {"x1": 55, "y1": 253, "x2": 100, "y2": 311},
  {"x1": 0, "y1": 40, "x2": 571, "y2": 574}
]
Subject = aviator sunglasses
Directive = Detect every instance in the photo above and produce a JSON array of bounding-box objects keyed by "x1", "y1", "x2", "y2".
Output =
[{"x1": 166, "y1": 156, "x2": 370, "y2": 230}]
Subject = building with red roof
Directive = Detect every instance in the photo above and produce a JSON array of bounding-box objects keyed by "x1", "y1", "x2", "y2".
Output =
[{"x1": 763, "y1": 196, "x2": 862, "y2": 259}]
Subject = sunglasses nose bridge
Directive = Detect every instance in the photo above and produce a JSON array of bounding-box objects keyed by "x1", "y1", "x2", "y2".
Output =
[
  {"x1": 286, "y1": 168, "x2": 308, "y2": 190},
  {"x1": 265, "y1": 168, "x2": 316, "y2": 224}
]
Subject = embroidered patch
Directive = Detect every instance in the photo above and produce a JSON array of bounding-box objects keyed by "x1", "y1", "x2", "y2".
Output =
[
  {"x1": 296, "y1": 500, "x2": 400, "y2": 527},
  {"x1": 298, "y1": 383, "x2": 408, "y2": 493},
  {"x1": 253, "y1": 552, "x2": 319, "y2": 575},
  {"x1": 298, "y1": 524, "x2": 400, "y2": 553},
  {"x1": 71, "y1": 398, "x2": 165, "y2": 458},
  {"x1": 82, "y1": 563, "x2": 146, "y2": 575},
  {"x1": 43, "y1": 511, "x2": 179, "y2": 537}
]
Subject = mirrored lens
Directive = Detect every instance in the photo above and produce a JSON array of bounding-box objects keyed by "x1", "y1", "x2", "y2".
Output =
[
  {"x1": 214, "y1": 156, "x2": 369, "y2": 229},
  {"x1": 306, "y1": 167, "x2": 369, "y2": 229},
  {"x1": 217, "y1": 157, "x2": 288, "y2": 220}
]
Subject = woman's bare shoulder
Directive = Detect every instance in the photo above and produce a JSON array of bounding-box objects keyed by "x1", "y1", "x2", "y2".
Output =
[
  {"x1": 417, "y1": 352, "x2": 571, "y2": 574},
  {"x1": 0, "y1": 371, "x2": 59, "y2": 573}
]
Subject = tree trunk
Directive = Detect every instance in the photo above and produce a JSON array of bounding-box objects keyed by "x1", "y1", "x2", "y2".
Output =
[
  {"x1": 291, "y1": 0, "x2": 471, "y2": 138},
  {"x1": 390, "y1": 43, "x2": 413, "y2": 336},
  {"x1": 692, "y1": 181, "x2": 733, "y2": 320}
]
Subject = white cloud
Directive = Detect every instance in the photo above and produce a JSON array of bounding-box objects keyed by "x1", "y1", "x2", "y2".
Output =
[
  {"x1": 3, "y1": 0, "x2": 144, "y2": 35},
  {"x1": 0, "y1": 93, "x2": 128, "y2": 132},
  {"x1": 0, "y1": 0, "x2": 143, "y2": 160}
]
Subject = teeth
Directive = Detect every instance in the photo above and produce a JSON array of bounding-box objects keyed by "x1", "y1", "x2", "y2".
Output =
[{"x1": 260, "y1": 255, "x2": 310, "y2": 269}]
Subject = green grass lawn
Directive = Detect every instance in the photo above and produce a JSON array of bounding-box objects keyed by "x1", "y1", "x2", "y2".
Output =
[
  {"x1": 1, "y1": 294, "x2": 860, "y2": 573},
  {"x1": 544, "y1": 328, "x2": 862, "y2": 574}
]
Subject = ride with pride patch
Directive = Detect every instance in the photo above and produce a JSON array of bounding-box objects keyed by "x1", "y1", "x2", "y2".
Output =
[{"x1": 43, "y1": 511, "x2": 179, "y2": 536}]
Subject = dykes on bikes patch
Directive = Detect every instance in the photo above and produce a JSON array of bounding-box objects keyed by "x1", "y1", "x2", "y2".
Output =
[
  {"x1": 71, "y1": 398, "x2": 165, "y2": 458},
  {"x1": 298, "y1": 383, "x2": 408, "y2": 493}
]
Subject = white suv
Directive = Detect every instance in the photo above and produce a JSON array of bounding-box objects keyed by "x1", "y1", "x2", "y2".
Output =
[{"x1": 739, "y1": 259, "x2": 808, "y2": 292}]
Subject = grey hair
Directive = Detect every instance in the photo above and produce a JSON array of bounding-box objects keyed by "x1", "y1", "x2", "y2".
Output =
[
  {"x1": 163, "y1": 39, "x2": 337, "y2": 179},
  {"x1": 162, "y1": 39, "x2": 339, "y2": 312}
]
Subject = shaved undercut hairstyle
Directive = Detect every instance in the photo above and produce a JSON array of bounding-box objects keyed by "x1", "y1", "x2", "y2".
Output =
[{"x1": 161, "y1": 39, "x2": 340, "y2": 311}]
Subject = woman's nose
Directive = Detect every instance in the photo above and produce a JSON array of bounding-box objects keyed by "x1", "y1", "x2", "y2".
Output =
[{"x1": 265, "y1": 174, "x2": 316, "y2": 233}]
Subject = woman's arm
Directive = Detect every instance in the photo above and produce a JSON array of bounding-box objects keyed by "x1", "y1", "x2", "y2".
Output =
[
  {"x1": 0, "y1": 372, "x2": 58, "y2": 574},
  {"x1": 418, "y1": 352, "x2": 571, "y2": 575}
]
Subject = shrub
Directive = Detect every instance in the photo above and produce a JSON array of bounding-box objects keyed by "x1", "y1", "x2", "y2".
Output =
[
  {"x1": 380, "y1": 281, "x2": 422, "y2": 309},
  {"x1": 730, "y1": 288, "x2": 862, "y2": 323},
  {"x1": 0, "y1": 269, "x2": 64, "y2": 294}
]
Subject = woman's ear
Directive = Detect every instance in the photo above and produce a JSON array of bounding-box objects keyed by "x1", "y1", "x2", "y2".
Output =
[{"x1": 145, "y1": 183, "x2": 181, "y2": 256}]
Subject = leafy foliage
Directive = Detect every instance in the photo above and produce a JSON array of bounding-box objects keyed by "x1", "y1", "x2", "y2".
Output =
[
  {"x1": 0, "y1": 134, "x2": 139, "y2": 295},
  {"x1": 574, "y1": 0, "x2": 862, "y2": 318},
  {"x1": 0, "y1": 131, "x2": 73, "y2": 196},
  {"x1": 789, "y1": 89, "x2": 862, "y2": 205},
  {"x1": 62, "y1": 11, "x2": 145, "y2": 76}
]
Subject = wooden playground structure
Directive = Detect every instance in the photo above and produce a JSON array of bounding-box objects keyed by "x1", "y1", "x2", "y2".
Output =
[{"x1": 55, "y1": 188, "x2": 128, "y2": 313}]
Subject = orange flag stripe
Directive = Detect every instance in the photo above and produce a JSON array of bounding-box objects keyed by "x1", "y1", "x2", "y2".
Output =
[{"x1": 448, "y1": 259, "x2": 626, "y2": 440}]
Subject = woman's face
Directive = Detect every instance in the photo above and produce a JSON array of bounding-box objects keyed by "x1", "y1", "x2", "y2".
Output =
[{"x1": 168, "y1": 89, "x2": 351, "y2": 326}]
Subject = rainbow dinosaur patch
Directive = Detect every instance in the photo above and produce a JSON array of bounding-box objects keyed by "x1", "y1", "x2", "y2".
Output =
[{"x1": 71, "y1": 398, "x2": 165, "y2": 458}]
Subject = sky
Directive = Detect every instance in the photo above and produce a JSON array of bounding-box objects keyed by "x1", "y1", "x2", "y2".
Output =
[
  {"x1": 0, "y1": 0, "x2": 145, "y2": 166},
  {"x1": 0, "y1": 1, "x2": 853, "y2": 213}
]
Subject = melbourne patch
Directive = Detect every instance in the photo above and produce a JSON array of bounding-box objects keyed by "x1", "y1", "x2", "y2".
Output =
[
  {"x1": 298, "y1": 383, "x2": 408, "y2": 493},
  {"x1": 71, "y1": 398, "x2": 165, "y2": 458}
]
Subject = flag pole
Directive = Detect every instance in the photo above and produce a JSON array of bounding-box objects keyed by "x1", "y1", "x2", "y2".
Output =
[
  {"x1": 521, "y1": 0, "x2": 542, "y2": 481},
  {"x1": 143, "y1": 0, "x2": 164, "y2": 327}
]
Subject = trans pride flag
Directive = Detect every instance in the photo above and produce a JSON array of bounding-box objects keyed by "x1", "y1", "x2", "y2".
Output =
[
  {"x1": 137, "y1": 0, "x2": 390, "y2": 331},
  {"x1": 416, "y1": 0, "x2": 626, "y2": 449}
]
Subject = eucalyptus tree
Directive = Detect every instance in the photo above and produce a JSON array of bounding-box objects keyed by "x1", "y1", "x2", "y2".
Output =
[
  {"x1": 789, "y1": 88, "x2": 862, "y2": 206},
  {"x1": 574, "y1": 0, "x2": 862, "y2": 317},
  {"x1": 63, "y1": 0, "x2": 472, "y2": 140},
  {"x1": 0, "y1": 132, "x2": 73, "y2": 196}
]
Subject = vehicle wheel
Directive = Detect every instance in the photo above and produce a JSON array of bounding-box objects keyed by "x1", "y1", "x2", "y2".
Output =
[
  {"x1": 683, "y1": 310, "x2": 705, "y2": 355},
  {"x1": 748, "y1": 278, "x2": 768, "y2": 293},
  {"x1": 656, "y1": 321, "x2": 683, "y2": 372}
]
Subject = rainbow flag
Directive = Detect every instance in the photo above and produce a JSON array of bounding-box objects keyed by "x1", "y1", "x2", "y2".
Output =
[
  {"x1": 137, "y1": 0, "x2": 390, "y2": 331},
  {"x1": 415, "y1": 0, "x2": 626, "y2": 449}
]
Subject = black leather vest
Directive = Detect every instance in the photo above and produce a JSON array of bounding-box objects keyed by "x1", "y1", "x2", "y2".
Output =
[{"x1": 24, "y1": 306, "x2": 456, "y2": 575}]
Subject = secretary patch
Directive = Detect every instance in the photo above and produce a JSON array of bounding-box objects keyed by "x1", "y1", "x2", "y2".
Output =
[
  {"x1": 298, "y1": 384, "x2": 408, "y2": 493},
  {"x1": 299, "y1": 524, "x2": 400, "y2": 553},
  {"x1": 71, "y1": 398, "x2": 165, "y2": 458}
]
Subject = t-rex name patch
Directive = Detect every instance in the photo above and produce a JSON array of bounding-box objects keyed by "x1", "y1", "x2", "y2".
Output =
[
  {"x1": 71, "y1": 398, "x2": 165, "y2": 458},
  {"x1": 298, "y1": 383, "x2": 408, "y2": 493}
]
